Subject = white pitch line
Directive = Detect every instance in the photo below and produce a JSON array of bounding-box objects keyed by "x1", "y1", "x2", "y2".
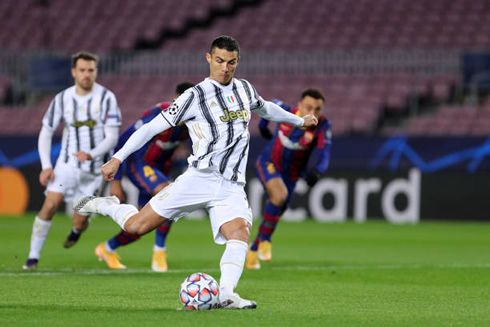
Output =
[{"x1": 0, "y1": 263, "x2": 489, "y2": 277}]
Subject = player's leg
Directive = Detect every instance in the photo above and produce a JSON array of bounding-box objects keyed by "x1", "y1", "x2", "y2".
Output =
[
  {"x1": 95, "y1": 230, "x2": 137, "y2": 269},
  {"x1": 247, "y1": 160, "x2": 286, "y2": 268},
  {"x1": 76, "y1": 168, "x2": 210, "y2": 233},
  {"x1": 254, "y1": 177, "x2": 288, "y2": 259},
  {"x1": 74, "y1": 194, "x2": 168, "y2": 235},
  {"x1": 209, "y1": 181, "x2": 257, "y2": 309},
  {"x1": 63, "y1": 169, "x2": 104, "y2": 249},
  {"x1": 23, "y1": 191, "x2": 63, "y2": 270},
  {"x1": 152, "y1": 219, "x2": 173, "y2": 272},
  {"x1": 150, "y1": 180, "x2": 172, "y2": 272},
  {"x1": 63, "y1": 212, "x2": 90, "y2": 248},
  {"x1": 95, "y1": 184, "x2": 149, "y2": 269},
  {"x1": 94, "y1": 162, "x2": 171, "y2": 269}
]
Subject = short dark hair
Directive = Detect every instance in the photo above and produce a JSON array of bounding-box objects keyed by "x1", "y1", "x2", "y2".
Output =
[
  {"x1": 175, "y1": 82, "x2": 195, "y2": 96},
  {"x1": 209, "y1": 35, "x2": 240, "y2": 56},
  {"x1": 71, "y1": 51, "x2": 98, "y2": 68},
  {"x1": 301, "y1": 88, "x2": 325, "y2": 102}
]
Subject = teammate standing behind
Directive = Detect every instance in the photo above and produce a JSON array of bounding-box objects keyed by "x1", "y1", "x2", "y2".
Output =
[
  {"x1": 246, "y1": 89, "x2": 332, "y2": 269},
  {"x1": 23, "y1": 51, "x2": 121, "y2": 270},
  {"x1": 73, "y1": 35, "x2": 318, "y2": 309},
  {"x1": 95, "y1": 82, "x2": 193, "y2": 272}
]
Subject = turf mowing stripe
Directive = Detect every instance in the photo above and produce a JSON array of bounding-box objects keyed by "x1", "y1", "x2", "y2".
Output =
[{"x1": 2, "y1": 262, "x2": 489, "y2": 277}]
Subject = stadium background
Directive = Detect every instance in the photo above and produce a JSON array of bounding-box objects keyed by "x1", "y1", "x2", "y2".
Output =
[{"x1": 0, "y1": 0, "x2": 489, "y2": 223}]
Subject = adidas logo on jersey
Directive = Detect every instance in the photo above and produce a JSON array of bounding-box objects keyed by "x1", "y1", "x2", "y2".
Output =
[{"x1": 219, "y1": 109, "x2": 249, "y2": 122}]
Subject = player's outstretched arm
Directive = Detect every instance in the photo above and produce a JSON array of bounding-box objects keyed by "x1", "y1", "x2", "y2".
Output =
[
  {"x1": 254, "y1": 101, "x2": 318, "y2": 128},
  {"x1": 113, "y1": 114, "x2": 171, "y2": 161}
]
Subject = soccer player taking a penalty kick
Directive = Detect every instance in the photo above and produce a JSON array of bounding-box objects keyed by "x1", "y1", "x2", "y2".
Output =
[{"x1": 73, "y1": 35, "x2": 318, "y2": 309}]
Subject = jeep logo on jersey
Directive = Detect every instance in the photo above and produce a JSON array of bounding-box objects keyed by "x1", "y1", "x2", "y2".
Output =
[
  {"x1": 168, "y1": 102, "x2": 179, "y2": 115},
  {"x1": 219, "y1": 109, "x2": 249, "y2": 122},
  {"x1": 71, "y1": 119, "x2": 97, "y2": 128}
]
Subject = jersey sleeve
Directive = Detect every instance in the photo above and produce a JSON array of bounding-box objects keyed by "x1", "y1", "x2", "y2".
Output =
[
  {"x1": 239, "y1": 79, "x2": 265, "y2": 111},
  {"x1": 101, "y1": 91, "x2": 122, "y2": 127},
  {"x1": 41, "y1": 93, "x2": 64, "y2": 132},
  {"x1": 160, "y1": 89, "x2": 196, "y2": 126},
  {"x1": 314, "y1": 119, "x2": 332, "y2": 173},
  {"x1": 258, "y1": 99, "x2": 290, "y2": 130}
]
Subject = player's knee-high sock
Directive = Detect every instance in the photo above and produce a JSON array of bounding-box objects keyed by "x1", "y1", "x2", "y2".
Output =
[
  {"x1": 154, "y1": 220, "x2": 173, "y2": 251},
  {"x1": 27, "y1": 216, "x2": 52, "y2": 259},
  {"x1": 107, "y1": 230, "x2": 141, "y2": 251},
  {"x1": 250, "y1": 201, "x2": 281, "y2": 251},
  {"x1": 219, "y1": 240, "x2": 248, "y2": 294},
  {"x1": 101, "y1": 203, "x2": 139, "y2": 231}
]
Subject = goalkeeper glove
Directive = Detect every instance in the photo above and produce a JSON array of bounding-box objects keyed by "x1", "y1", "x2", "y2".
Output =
[{"x1": 305, "y1": 169, "x2": 321, "y2": 187}]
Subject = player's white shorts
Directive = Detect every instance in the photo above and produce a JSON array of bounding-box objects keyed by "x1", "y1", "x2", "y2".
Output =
[
  {"x1": 149, "y1": 167, "x2": 253, "y2": 244},
  {"x1": 47, "y1": 160, "x2": 104, "y2": 204}
]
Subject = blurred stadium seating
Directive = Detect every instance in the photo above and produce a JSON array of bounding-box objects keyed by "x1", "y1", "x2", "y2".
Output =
[{"x1": 0, "y1": 0, "x2": 489, "y2": 136}]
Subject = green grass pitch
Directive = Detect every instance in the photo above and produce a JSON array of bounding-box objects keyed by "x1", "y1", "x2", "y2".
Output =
[{"x1": 0, "y1": 214, "x2": 489, "y2": 327}]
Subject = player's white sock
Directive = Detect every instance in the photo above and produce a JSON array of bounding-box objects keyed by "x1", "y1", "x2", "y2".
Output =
[
  {"x1": 104, "y1": 242, "x2": 115, "y2": 252},
  {"x1": 106, "y1": 203, "x2": 138, "y2": 231},
  {"x1": 27, "y1": 216, "x2": 52, "y2": 259},
  {"x1": 219, "y1": 239, "x2": 248, "y2": 294},
  {"x1": 153, "y1": 245, "x2": 166, "y2": 252}
]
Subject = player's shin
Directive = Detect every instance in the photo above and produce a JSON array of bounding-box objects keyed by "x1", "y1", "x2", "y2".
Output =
[
  {"x1": 28, "y1": 216, "x2": 52, "y2": 259},
  {"x1": 106, "y1": 204, "x2": 139, "y2": 231},
  {"x1": 219, "y1": 239, "x2": 248, "y2": 294}
]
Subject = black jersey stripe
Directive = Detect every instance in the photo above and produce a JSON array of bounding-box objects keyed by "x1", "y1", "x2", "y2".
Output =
[
  {"x1": 239, "y1": 79, "x2": 252, "y2": 104},
  {"x1": 219, "y1": 82, "x2": 250, "y2": 174},
  {"x1": 104, "y1": 96, "x2": 111, "y2": 124},
  {"x1": 100, "y1": 89, "x2": 108, "y2": 123},
  {"x1": 175, "y1": 91, "x2": 195, "y2": 125},
  {"x1": 194, "y1": 85, "x2": 219, "y2": 168},
  {"x1": 240, "y1": 79, "x2": 264, "y2": 110},
  {"x1": 160, "y1": 111, "x2": 175, "y2": 127},
  {"x1": 59, "y1": 91, "x2": 64, "y2": 124},
  {"x1": 231, "y1": 135, "x2": 249, "y2": 182},
  {"x1": 64, "y1": 104, "x2": 71, "y2": 164},
  {"x1": 221, "y1": 134, "x2": 243, "y2": 175},
  {"x1": 214, "y1": 84, "x2": 234, "y2": 145},
  {"x1": 72, "y1": 98, "x2": 81, "y2": 168},
  {"x1": 46, "y1": 96, "x2": 56, "y2": 128},
  {"x1": 86, "y1": 98, "x2": 95, "y2": 173},
  {"x1": 232, "y1": 82, "x2": 248, "y2": 129}
]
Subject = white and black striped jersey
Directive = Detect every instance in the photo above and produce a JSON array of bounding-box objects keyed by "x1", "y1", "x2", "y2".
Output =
[
  {"x1": 161, "y1": 78, "x2": 265, "y2": 184},
  {"x1": 42, "y1": 82, "x2": 122, "y2": 174}
]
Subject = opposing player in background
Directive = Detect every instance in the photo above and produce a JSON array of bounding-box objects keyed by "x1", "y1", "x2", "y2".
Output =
[
  {"x1": 246, "y1": 89, "x2": 331, "y2": 269},
  {"x1": 23, "y1": 51, "x2": 121, "y2": 270},
  {"x1": 73, "y1": 35, "x2": 318, "y2": 309},
  {"x1": 95, "y1": 82, "x2": 193, "y2": 272}
]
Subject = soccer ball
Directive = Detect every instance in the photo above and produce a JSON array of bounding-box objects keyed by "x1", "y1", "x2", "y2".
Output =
[{"x1": 179, "y1": 272, "x2": 220, "y2": 310}]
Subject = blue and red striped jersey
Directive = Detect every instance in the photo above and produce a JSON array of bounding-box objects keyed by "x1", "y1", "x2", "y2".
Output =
[
  {"x1": 258, "y1": 100, "x2": 332, "y2": 181},
  {"x1": 114, "y1": 103, "x2": 188, "y2": 179}
]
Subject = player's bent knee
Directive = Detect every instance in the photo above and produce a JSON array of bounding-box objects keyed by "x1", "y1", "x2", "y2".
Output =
[
  {"x1": 220, "y1": 218, "x2": 251, "y2": 242},
  {"x1": 269, "y1": 191, "x2": 288, "y2": 206}
]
